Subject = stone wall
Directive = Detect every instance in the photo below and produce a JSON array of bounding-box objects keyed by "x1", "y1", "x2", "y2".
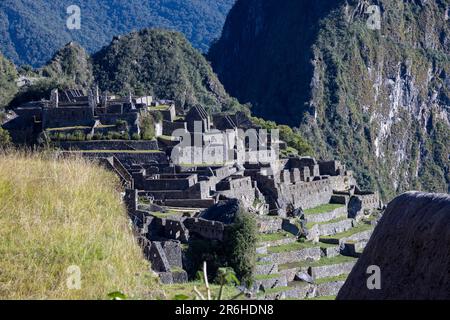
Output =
[
  {"x1": 348, "y1": 193, "x2": 380, "y2": 219},
  {"x1": 216, "y1": 176, "x2": 256, "y2": 208},
  {"x1": 92, "y1": 151, "x2": 168, "y2": 166},
  {"x1": 183, "y1": 217, "x2": 225, "y2": 241},
  {"x1": 139, "y1": 174, "x2": 197, "y2": 191},
  {"x1": 55, "y1": 140, "x2": 159, "y2": 151},
  {"x1": 42, "y1": 106, "x2": 94, "y2": 128},
  {"x1": 257, "y1": 217, "x2": 283, "y2": 233},
  {"x1": 163, "y1": 120, "x2": 187, "y2": 136}
]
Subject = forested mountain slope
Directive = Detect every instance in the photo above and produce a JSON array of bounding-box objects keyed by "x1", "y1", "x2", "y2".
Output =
[{"x1": 0, "y1": 0, "x2": 235, "y2": 67}]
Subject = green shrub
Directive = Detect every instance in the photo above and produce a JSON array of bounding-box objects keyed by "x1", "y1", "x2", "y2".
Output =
[
  {"x1": 150, "y1": 111, "x2": 163, "y2": 123},
  {"x1": 92, "y1": 133, "x2": 103, "y2": 140},
  {"x1": 0, "y1": 127, "x2": 11, "y2": 146},
  {"x1": 185, "y1": 207, "x2": 257, "y2": 287},
  {"x1": 251, "y1": 117, "x2": 313, "y2": 156},
  {"x1": 139, "y1": 111, "x2": 155, "y2": 140},
  {"x1": 115, "y1": 119, "x2": 128, "y2": 132},
  {"x1": 224, "y1": 210, "x2": 257, "y2": 286}
]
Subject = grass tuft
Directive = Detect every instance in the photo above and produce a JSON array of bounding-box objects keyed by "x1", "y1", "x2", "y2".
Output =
[{"x1": 304, "y1": 204, "x2": 344, "y2": 215}]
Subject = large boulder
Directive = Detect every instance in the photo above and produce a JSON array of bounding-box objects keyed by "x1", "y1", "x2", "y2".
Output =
[{"x1": 337, "y1": 192, "x2": 450, "y2": 300}]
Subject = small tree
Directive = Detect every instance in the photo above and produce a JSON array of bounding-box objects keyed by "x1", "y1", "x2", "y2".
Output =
[
  {"x1": 179, "y1": 262, "x2": 243, "y2": 301},
  {"x1": 139, "y1": 111, "x2": 155, "y2": 140},
  {"x1": 0, "y1": 127, "x2": 12, "y2": 147},
  {"x1": 224, "y1": 209, "x2": 258, "y2": 286}
]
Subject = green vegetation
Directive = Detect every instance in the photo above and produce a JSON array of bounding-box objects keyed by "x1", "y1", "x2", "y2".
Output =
[
  {"x1": 0, "y1": 127, "x2": 12, "y2": 147},
  {"x1": 139, "y1": 111, "x2": 156, "y2": 140},
  {"x1": 8, "y1": 78, "x2": 68, "y2": 110},
  {"x1": 150, "y1": 211, "x2": 186, "y2": 219},
  {"x1": 224, "y1": 212, "x2": 258, "y2": 285},
  {"x1": 320, "y1": 223, "x2": 373, "y2": 241},
  {"x1": 0, "y1": 53, "x2": 18, "y2": 109},
  {"x1": 305, "y1": 216, "x2": 348, "y2": 230},
  {"x1": 279, "y1": 255, "x2": 356, "y2": 271},
  {"x1": 93, "y1": 29, "x2": 245, "y2": 113},
  {"x1": 164, "y1": 281, "x2": 241, "y2": 301},
  {"x1": 251, "y1": 117, "x2": 313, "y2": 156},
  {"x1": 186, "y1": 208, "x2": 257, "y2": 286},
  {"x1": 314, "y1": 274, "x2": 348, "y2": 285},
  {"x1": 40, "y1": 42, "x2": 93, "y2": 87},
  {"x1": 304, "y1": 204, "x2": 344, "y2": 215},
  {"x1": 267, "y1": 241, "x2": 321, "y2": 254},
  {"x1": 0, "y1": 151, "x2": 158, "y2": 299},
  {"x1": 306, "y1": 295, "x2": 336, "y2": 301},
  {"x1": 209, "y1": 0, "x2": 450, "y2": 199},
  {"x1": 0, "y1": 0, "x2": 235, "y2": 67},
  {"x1": 258, "y1": 231, "x2": 295, "y2": 243},
  {"x1": 254, "y1": 273, "x2": 281, "y2": 281}
]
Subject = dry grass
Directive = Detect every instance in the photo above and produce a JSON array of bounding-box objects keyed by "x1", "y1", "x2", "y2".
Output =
[{"x1": 0, "y1": 150, "x2": 159, "y2": 299}]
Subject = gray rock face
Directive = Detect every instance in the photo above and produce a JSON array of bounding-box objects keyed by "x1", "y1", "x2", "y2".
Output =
[{"x1": 337, "y1": 192, "x2": 450, "y2": 300}]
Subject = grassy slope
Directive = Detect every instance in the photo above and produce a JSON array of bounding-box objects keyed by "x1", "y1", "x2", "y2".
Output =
[{"x1": 0, "y1": 151, "x2": 158, "y2": 299}]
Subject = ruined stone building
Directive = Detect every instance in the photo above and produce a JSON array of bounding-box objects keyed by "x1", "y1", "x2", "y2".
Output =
[{"x1": 3, "y1": 88, "x2": 383, "y2": 298}]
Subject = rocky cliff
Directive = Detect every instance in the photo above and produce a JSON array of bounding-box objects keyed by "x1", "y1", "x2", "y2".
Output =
[
  {"x1": 337, "y1": 191, "x2": 450, "y2": 300},
  {"x1": 209, "y1": 0, "x2": 450, "y2": 199}
]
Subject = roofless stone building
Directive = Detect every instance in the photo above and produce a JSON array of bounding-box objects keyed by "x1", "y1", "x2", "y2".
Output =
[{"x1": 3, "y1": 88, "x2": 383, "y2": 299}]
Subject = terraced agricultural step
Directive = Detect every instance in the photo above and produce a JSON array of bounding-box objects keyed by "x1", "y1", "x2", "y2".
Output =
[
  {"x1": 341, "y1": 240, "x2": 369, "y2": 257},
  {"x1": 314, "y1": 276, "x2": 347, "y2": 297},
  {"x1": 259, "y1": 242, "x2": 323, "y2": 265},
  {"x1": 304, "y1": 204, "x2": 347, "y2": 224},
  {"x1": 319, "y1": 223, "x2": 374, "y2": 245},
  {"x1": 321, "y1": 244, "x2": 341, "y2": 258},
  {"x1": 278, "y1": 254, "x2": 357, "y2": 282},
  {"x1": 255, "y1": 262, "x2": 279, "y2": 276},
  {"x1": 257, "y1": 287, "x2": 288, "y2": 300},
  {"x1": 256, "y1": 216, "x2": 284, "y2": 233},
  {"x1": 306, "y1": 295, "x2": 336, "y2": 300},
  {"x1": 253, "y1": 273, "x2": 288, "y2": 291},
  {"x1": 309, "y1": 256, "x2": 356, "y2": 279},
  {"x1": 257, "y1": 231, "x2": 297, "y2": 247},
  {"x1": 284, "y1": 282, "x2": 315, "y2": 300},
  {"x1": 306, "y1": 218, "x2": 354, "y2": 241}
]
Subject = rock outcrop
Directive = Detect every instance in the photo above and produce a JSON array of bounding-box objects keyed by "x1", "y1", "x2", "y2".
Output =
[{"x1": 337, "y1": 192, "x2": 450, "y2": 300}]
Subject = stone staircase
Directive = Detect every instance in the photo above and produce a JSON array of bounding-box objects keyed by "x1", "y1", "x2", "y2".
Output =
[{"x1": 254, "y1": 203, "x2": 380, "y2": 300}]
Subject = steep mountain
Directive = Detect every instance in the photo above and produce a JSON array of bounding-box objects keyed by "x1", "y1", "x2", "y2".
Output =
[
  {"x1": 93, "y1": 29, "x2": 242, "y2": 113},
  {"x1": 0, "y1": 52, "x2": 17, "y2": 111},
  {"x1": 40, "y1": 42, "x2": 94, "y2": 87},
  {"x1": 209, "y1": 0, "x2": 450, "y2": 199},
  {"x1": 0, "y1": 0, "x2": 235, "y2": 67},
  {"x1": 7, "y1": 43, "x2": 93, "y2": 110}
]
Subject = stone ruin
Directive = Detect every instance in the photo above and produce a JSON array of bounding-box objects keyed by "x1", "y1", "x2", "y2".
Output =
[{"x1": 4, "y1": 88, "x2": 384, "y2": 294}]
